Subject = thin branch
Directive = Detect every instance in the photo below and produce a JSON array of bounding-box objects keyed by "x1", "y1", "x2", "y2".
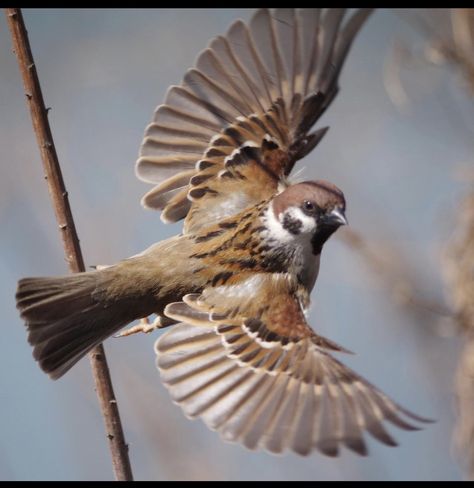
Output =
[{"x1": 5, "y1": 8, "x2": 133, "y2": 481}]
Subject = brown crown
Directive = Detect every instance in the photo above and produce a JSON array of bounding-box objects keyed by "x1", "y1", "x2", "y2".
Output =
[{"x1": 272, "y1": 180, "x2": 346, "y2": 218}]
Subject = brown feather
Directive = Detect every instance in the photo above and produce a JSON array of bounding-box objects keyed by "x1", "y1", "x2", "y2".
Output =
[{"x1": 136, "y1": 9, "x2": 374, "y2": 231}]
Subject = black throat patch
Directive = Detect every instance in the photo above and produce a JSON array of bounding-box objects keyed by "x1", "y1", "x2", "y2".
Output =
[
  {"x1": 311, "y1": 225, "x2": 338, "y2": 255},
  {"x1": 282, "y1": 212, "x2": 303, "y2": 235}
]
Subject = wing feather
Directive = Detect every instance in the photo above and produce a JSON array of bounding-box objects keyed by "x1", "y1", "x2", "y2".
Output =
[
  {"x1": 136, "y1": 9, "x2": 373, "y2": 231},
  {"x1": 155, "y1": 273, "x2": 431, "y2": 456}
]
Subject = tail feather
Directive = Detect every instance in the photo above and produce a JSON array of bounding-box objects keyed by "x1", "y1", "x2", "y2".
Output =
[
  {"x1": 16, "y1": 272, "x2": 134, "y2": 380},
  {"x1": 33, "y1": 325, "x2": 109, "y2": 380}
]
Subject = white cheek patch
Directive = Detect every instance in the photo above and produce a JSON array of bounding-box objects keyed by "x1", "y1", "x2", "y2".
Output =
[
  {"x1": 263, "y1": 204, "x2": 294, "y2": 243},
  {"x1": 262, "y1": 204, "x2": 317, "y2": 244},
  {"x1": 284, "y1": 207, "x2": 316, "y2": 234}
]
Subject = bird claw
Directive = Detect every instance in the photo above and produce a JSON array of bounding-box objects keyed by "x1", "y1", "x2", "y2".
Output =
[{"x1": 115, "y1": 316, "x2": 161, "y2": 338}]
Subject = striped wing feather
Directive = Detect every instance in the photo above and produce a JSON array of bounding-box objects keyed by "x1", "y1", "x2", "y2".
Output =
[
  {"x1": 155, "y1": 277, "x2": 431, "y2": 456},
  {"x1": 136, "y1": 9, "x2": 373, "y2": 232}
]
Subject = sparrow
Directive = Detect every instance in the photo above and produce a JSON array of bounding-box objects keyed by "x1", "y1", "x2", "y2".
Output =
[{"x1": 16, "y1": 8, "x2": 431, "y2": 456}]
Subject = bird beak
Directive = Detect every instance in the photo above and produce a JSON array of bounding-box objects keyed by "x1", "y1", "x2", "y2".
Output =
[{"x1": 326, "y1": 208, "x2": 348, "y2": 226}]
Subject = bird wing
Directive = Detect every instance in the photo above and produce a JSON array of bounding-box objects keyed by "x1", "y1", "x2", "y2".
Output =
[
  {"x1": 156, "y1": 273, "x2": 431, "y2": 456},
  {"x1": 136, "y1": 9, "x2": 373, "y2": 233}
]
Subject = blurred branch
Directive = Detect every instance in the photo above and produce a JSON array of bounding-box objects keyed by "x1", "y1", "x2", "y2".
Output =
[
  {"x1": 443, "y1": 188, "x2": 474, "y2": 480},
  {"x1": 385, "y1": 9, "x2": 474, "y2": 109},
  {"x1": 437, "y1": 9, "x2": 474, "y2": 94},
  {"x1": 339, "y1": 228, "x2": 453, "y2": 322},
  {"x1": 381, "y1": 8, "x2": 474, "y2": 479},
  {"x1": 383, "y1": 40, "x2": 412, "y2": 113},
  {"x1": 4, "y1": 8, "x2": 133, "y2": 481}
]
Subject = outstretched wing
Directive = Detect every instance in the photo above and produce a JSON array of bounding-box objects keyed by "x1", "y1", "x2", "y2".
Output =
[
  {"x1": 136, "y1": 9, "x2": 373, "y2": 233},
  {"x1": 155, "y1": 273, "x2": 431, "y2": 456}
]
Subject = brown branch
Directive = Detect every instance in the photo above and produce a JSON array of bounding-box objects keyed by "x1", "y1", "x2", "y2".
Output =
[{"x1": 5, "y1": 8, "x2": 133, "y2": 481}]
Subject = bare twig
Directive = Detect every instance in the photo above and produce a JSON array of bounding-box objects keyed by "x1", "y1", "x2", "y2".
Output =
[{"x1": 5, "y1": 8, "x2": 133, "y2": 481}]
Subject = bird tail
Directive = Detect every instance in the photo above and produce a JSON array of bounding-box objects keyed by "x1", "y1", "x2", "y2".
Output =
[{"x1": 16, "y1": 269, "x2": 146, "y2": 380}]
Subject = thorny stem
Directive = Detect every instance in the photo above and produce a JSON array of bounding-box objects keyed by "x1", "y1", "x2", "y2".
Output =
[{"x1": 5, "y1": 8, "x2": 133, "y2": 481}]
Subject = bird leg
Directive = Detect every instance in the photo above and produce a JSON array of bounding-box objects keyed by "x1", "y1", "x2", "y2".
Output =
[
  {"x1": 115, "y1": 316, "x2": 162, "y2": 338},
  {"x1": 115, "y1": 314, "x2": 177, "y2": 338}
]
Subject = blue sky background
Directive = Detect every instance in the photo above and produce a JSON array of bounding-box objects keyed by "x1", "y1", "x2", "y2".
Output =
[{"x1": 0, "y1": 8, "x2": 472, "y2": 481}]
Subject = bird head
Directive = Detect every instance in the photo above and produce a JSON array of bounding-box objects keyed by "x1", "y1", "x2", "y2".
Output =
[{"x1": 269, "y1": 180, "x2": 347, "y2": 254}]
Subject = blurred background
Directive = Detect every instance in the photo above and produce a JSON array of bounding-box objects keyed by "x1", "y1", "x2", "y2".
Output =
[{"x1": 0, "y1": 8, "x2": 473, "y2": 481}]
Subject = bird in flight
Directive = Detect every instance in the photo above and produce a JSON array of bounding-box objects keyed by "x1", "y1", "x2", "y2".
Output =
[{"x1": 16, "y1": 8, "x2": 431, "y2": 456}]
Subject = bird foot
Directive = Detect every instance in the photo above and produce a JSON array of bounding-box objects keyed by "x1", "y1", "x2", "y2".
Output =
[{"x1": 115, "y1": 316, "x2": 162, "y2": 338}]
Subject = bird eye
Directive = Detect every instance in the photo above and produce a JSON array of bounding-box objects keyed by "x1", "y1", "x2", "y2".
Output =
[{"x1": 302, "y1": 200, "x2": 316, "y2": 214}]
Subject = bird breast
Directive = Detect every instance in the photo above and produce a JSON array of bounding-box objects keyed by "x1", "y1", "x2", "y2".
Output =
[{"x1": 298, "y1": 251, "x2": 320, "y2": 292}]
